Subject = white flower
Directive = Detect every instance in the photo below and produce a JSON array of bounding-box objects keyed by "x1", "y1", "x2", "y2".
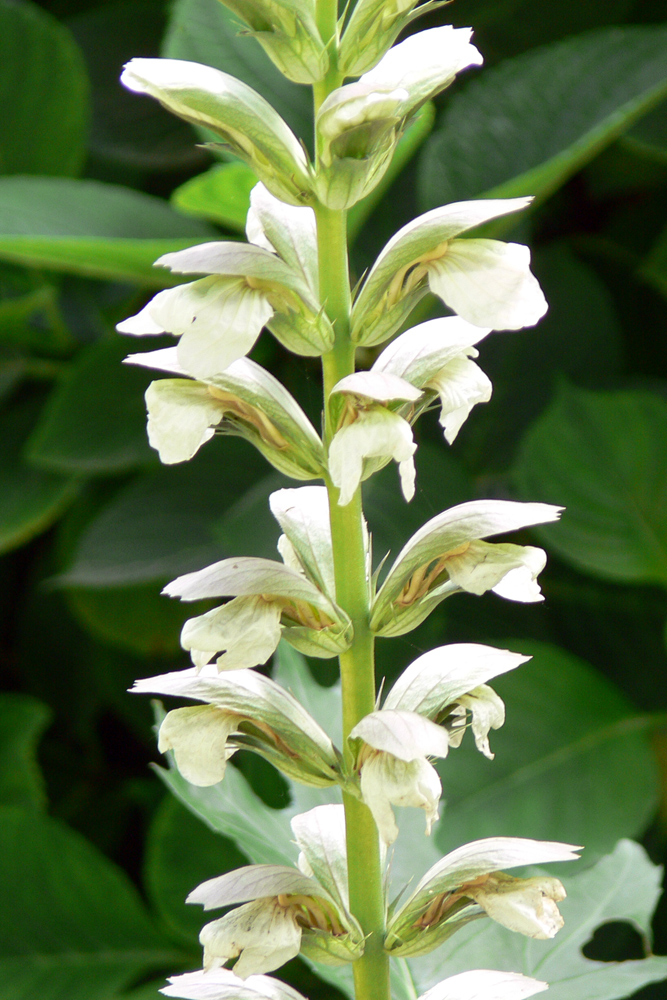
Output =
[
  {"x1": 117, "y1": 273, "x2": 274, "y2": 381},
  {"x1": 464, "y1": 872, "x2": 567, "y2": 940},
  {"x1": 162, "y1": 967, "x2": 309, "y2": 1000},
  {"x1": 200, "y1": 898, "x2": 303, "y2": 977},
  {"x1": 385, "y1": 836, "x2": 580, "y2": 956},
  {"x1": 328, "y1": 370, "x2": 421, "y2": 506},
  {"x1": 350, "y1": 710, "x2": 451, "y2": 844},
  {"x1": 352, "y1": 198, "x2": 547, "y2": 347},
  {"x1": 158, "y1": 704, "x2": 240, "y2": 786},
  {"x1": 181, "y1": 596, "x2": 283, "y2": 671},
  {"x1": 417, "y1": 970, "x2": 548, "y2": 1000}
]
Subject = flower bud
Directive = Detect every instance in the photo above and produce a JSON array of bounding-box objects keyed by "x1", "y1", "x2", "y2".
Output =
[{"x1": 215, "y1": 0, "x2": 328, "y2": 83}]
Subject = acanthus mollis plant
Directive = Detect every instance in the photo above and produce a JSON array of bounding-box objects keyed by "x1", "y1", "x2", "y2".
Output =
[{"x1": 117, "y1": 3, "x2": 578, "y2": 1000}]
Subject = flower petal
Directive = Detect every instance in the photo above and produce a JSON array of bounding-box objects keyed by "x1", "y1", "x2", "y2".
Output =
[
  {"x1": 200, "y1": 898, "x2": 302, "y2": 977},
  {"x1": 445, "y1": 540, "x2": 547, "y2": 602},
  {"x1": 372, "y1": 316, "x2": 491, "y2": 386},
  {"x1": 360, "y1": 752, "x2": 442, "y2": 844},
  {"x1": 427, "y1": 239, "x2": 548, "y2": 330},
  {"x1": 329, "y1": 408, "x2": 416, "y2": 505},
  {"x1": 158, "y1": 705, "x2": 239, "y2": 785},
  {"x1": 162, "y1": 968, "x2": 309, "y2": 1000},
  {"x1": 351, "y1": 709, "x2": 451, "y2": 760},
  {"x1": 417, "y1": 970, "x2": 548, "y2": 1000},
  {"x1": 181, "y1": 595, "x2": 283, "y2": 670}
]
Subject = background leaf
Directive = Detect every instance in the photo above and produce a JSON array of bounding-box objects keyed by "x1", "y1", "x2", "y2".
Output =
[
  {"x1": 0, "y1": 693, "x2": 51, "y2": 810},
  {"x1": 0, "y1": 177, "x2": 217, "y2": 285},
  {"x1": 418, "y1": 26, "x2": 667, "y2": 210},
  {"x1": 408, "y1": 840, "x2": 667, "y2": 1000},
  {"x1": 0, "y1": 0, "x2": 89, "y2": 177},
  {"x1": 0, "y1": 398, "x2": 81, "y2": 555},
  {"x1": 434, "y1": 642, "x2": 659, "y2": 864},
  {"x1": 512, "y1": 384, "x2": 667, "y2": 586},
  {"x1": 0, "y1": 805, "x2": 186, "y2": 1000}
]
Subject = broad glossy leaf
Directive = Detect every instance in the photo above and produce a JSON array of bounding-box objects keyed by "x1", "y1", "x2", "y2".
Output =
[
  {"x1": 70, "y1": 0, "x2": 202, "y2": 171},
  {"x1": 66, "y1": 584, "x2": 213, "y2": 658},
  {"x1": 456, "y1": 243, "x2": 624, "y2": 472},
  {"x1": 171, "y1": 163, "x2": 258, "y2": 232},
  {"x1": 162, "y1": 0, "x2": 312, "y2": 145},
  {"x1": 407, "y1": 840, "x2": 667, "y2": 1000},
  {"x1": 435, "y1": 642, "x2": 658, "y2": 862},
  {"x1": 512, "y1": 384, "x2": 667, "y2": 585},
  {"x1": 26, "y1": 337, "x2": 157, "y2": 475},
  {"x1": 145, "y1": 795, "x2": 247, "y2": 946},
  {"x1": 0, "y1": 0, "x2": 89, "y2": 177},
  {"x1": 0, "y1": 805, "x2": 185, "y2": 1000},
  {"x1": 59, "y1": 441, "x2": 266, "y2": 587},
  {"x1": 418, "y1": 26, "x2": 667, "y2": 212},
  {"x1": 0, "y1": 177, "x2": 216, "y2": 286},
  {"x1": 0, "y1": 693, "x2": 50, "y2": 810},
  {"x1": 0, "y1": 399, "x2": 80, "y2": 555}
]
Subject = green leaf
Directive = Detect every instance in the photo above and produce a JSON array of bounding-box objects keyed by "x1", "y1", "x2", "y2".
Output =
[
  {"x1": 59, "y1": 440, "x2": 267, "y2": 588},
  {"x1": 171, "y1": 162, "x2": 258, "y2": 232},
  {"x1": 407, "y1": 840, "x2": 667, "y2": 1000},
  {"x1": 0, "y1": 177, "x2": 216, "y2": 286},
  {"x1": 456, "y1": 243, "x2": 624, "y2": 472},
  {"x1": 0, "y1": 0, "x2": 89, "y2": 177},
  {"x1": 70, "y1": 0, "x2": 202, "y2": 172},
  {"x1": 65, "y1": 584, "x2": 213, "y2": 658},
  {"x1": 156, "y1": 760, "x2": 297, "y2": 868},
  {"x1": 624, "y1": 99, "x2": 667, "y2": 164},
  {"x1": 639, "y1": 220, "x2": 667, "y2": 298},
  {"x1": 0, "y1": 398, "x2": 81, "y2": 555},
  {"x1": 144, "y1": 795, "x2": 247, "y2": 947},
  {"x1": 418, "y1": 26, "x2": 667, "y2": 211},
  {"x1": 434, "y1": 642, "x2": 658, "y2": 862},
  {"x1": 0, "y1": 694, "x2": 51, "y2": 810},
  {"x1": 26, "y1": 337, "x2": 158, "y2": 475},
  {"x1": 512, "y1": 384, "x2": 667, "y2": 585},
  {"x1": 0, "y1": 805, "x2": 186, "y2": 1000},
  {"x1": 162, "y1": 0, "x2": 312, "y2": 146}
]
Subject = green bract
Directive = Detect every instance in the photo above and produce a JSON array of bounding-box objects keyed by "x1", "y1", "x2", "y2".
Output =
[
  {"x1": 214, "y1": 0, "x2": 328, "y2": 83},
  {"x1": 121, "y1": 58, "x2": 313, "y2": 205}
]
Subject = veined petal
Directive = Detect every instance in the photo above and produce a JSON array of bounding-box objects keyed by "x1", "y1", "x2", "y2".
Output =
[
  {"x1": 189, "y1": 864, "x2": 326, "y2": 909},
  {"x1": 351, "y1": 710, "x2": 450, "y2": 761},
  {"x1": 427, "y1": 239, "x2": 548, "y2": 330},
  {"x1": 269, "y1": 487, "x2": 336, "y2": 597},
  {"x1": 332, "y1": 370, "x2": 422, "y2": 402},
  {"x1": 200, "y1": 898, "x2": 302, "y2": 977},
  {"x1": 360, "y1": 751, "x2": 441, "y2": 844},
  {"x1": 383, "y1": 643, "x2": 528, "y2": 719},
  {"x1": 158, "y1": 705, "x2": 239, "y2": 785},
  {"x1": 329, "y1": 408, "x2": 416, "y2": 506},
  {"x1": 456, "y1": 685, "x2": 506, "y2": 759},
  {"x1": 144, "y1": 379, "x2": 223, "y2": 463},
  {"x1": 417, "y1": 970, "x2": 548, "y2": 1000},
  {"x1": 291, "y1": 805, "x2": 349, "y2": 910},
  {"x1": 427, "y1": 354, "x2": 492, "y2": 443},
  {"x1": 372, "y1": 316, "x2": 491, "y2": 386},
  {"x1": 466, "y1": 873, "x2": 566, "y2": 939},
  {"x1": 181, "y1": 595, "x2": 282, "y2": 670},
  {"x1": 445, "y1": 540, "x2": 547, "y2": 601},
  {"x1": 162, "y1": 967, "x2": 309, "y2": 1000},
  {"x1": 361, "y1": 26, "x2": 483, "y2": 115}
]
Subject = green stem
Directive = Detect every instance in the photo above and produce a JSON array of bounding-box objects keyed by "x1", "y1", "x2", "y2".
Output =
[{"x1": 314, "y1": 90, "x2": 392, "y2": 1000}]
